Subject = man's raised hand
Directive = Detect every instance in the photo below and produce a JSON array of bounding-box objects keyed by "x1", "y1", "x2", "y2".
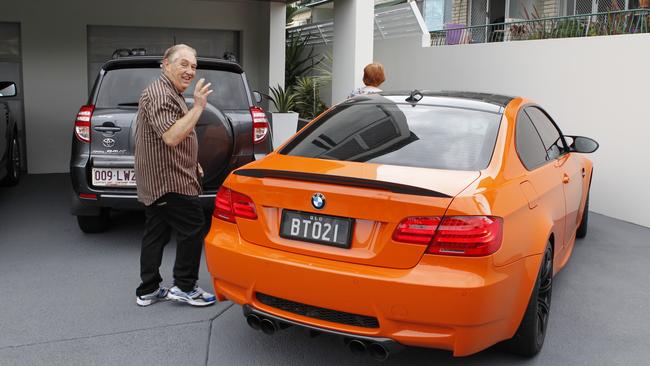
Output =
[{"x1": 194, "y1": 78, "x2": 213, "y2": 109}]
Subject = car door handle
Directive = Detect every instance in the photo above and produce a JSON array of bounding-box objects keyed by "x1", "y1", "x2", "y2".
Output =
[
  {"x1": 563, "y1": 174, "x2": 570, "y2": 184},
  {"x1": 94, "y1": 126, "x2": 122, "y2": 132},
  {"x1": 582, "y1": 168, "x2": 586, "y2": 177}
]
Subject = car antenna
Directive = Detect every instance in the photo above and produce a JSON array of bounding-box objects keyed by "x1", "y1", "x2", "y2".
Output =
[{"x1": 405, "y1": 90, "x2": 423, "y2": 104}]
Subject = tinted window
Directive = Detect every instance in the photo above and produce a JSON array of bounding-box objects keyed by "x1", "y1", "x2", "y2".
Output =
[
  {"x1": 516, "y1": 111, "x2": 548, "y2": 170},
  {"x1": 281, "y1": 100, "x2": 501, "y2": 171},
  {"x1": 525, "y1": 107, "x2": 565, "y2": 160},
  {"x1": 95, "y1": 68, "x2": 249, "y2": 110}
]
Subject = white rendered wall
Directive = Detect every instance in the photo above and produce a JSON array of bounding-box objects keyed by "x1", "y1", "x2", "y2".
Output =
[
  {"x1": 332, "y1": 0, "x2": 375, "y2": 103},
  {"x1": 268, "y1": 2, "x2": 286, "y2": 98},
  {"x1": 0, "y1": 0, "x2": 271, "y2": 174},
  {"x1": 375, "y1": 34, "x2": 650, "y2": 227}
]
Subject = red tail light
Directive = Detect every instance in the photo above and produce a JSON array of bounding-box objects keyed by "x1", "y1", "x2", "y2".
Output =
[
  {"x1": 213, "y1": 186, "x2": 258, "y2": 222},
  {"x1": 393, "y1": 216, "x2": 502, "y2": 257},
  {"x1": 74, "y1": 105, "x2": 95, "y2": 143},
  {"x1": 392, "y1": 217, "x2": 441, "y2": 244},
  {"x1": 250, "y1": 106, "x2": 269, "y2": 144}
]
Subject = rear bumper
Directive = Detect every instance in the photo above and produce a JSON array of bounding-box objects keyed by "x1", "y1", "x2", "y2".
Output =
[
  {"x1": 70, "y1": 188, "x2": 217, "y2": 215},
  {"x1": 205, "y1": 219, "x2": 541, "y2": 356},
  {"x1": 69, "y1": 155, "x2": 255, "y2": 215}
]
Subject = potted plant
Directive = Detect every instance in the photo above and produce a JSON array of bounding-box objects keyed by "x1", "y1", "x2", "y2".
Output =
[{"x1": 267, "y1": 85, "x2": 299, "y2": 149}]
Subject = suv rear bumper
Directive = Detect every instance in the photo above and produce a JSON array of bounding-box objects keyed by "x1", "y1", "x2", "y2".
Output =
[
  {"x1": 70, "y1": 188, "x2": 217, "y2": 215},
  {"x1": 70, "y1": 155, "x2": 255, "y2": 215}
]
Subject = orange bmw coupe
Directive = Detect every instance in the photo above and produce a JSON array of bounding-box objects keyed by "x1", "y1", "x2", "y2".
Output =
[{"x1": 204, "y1": 91, "x2": 598, "y2": 359}]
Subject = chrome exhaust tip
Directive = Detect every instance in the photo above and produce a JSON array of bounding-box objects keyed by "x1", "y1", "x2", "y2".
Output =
[
  {"x1": 260, "y1": 318, "x2": 278, "y2": 335},
  {"x1": 348, "y1": 339, "x2": 367, "y2": 356},
  {"x1": 368, "y1": 342, "x2": 390, "y2": 361},
  {"x1": 246, "y1": 314, "x2": 261, "y2": 331}
]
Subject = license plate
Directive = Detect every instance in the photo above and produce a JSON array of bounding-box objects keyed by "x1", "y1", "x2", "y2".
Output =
[
  {"x1": 280, "y1": 210, "x2": 353, "y2": 248},
  {"x1": 92, "y1": 168, "x2": 136, "y2": 187}
]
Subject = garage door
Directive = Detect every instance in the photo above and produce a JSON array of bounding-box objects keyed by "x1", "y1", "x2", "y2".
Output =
[
  {"x1": 87, "y1": 25, "x2": 241, "y2": 90},
  {"x1": 0, "y1": 22, "x2": 25, "y2": 171}
]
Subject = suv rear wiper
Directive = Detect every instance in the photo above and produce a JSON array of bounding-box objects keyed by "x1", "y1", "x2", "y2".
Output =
[{"x1": 117, "y1": 102, "x2": 139, "y2": 107}]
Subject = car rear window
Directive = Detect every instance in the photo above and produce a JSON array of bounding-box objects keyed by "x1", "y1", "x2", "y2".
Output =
[
  {"x1": 281, "y1": 99, "x2": 501, "y2": 171},
  {"x1": 95, "y1": 67, "x2": 249, "y2": 110}
]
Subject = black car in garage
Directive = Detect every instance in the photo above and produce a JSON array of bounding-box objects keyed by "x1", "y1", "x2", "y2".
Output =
[
  {"x1": 0, "y1": 81, "x2": 20, "y2": 186},
  {"x1": 70, "y1": 56, "x2": 271, "y2": 233}
]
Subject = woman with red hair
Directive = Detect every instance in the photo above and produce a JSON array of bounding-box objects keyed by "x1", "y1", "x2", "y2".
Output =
[{"x1": 349, "y1": 62, "x2": 386, "y2": 98}]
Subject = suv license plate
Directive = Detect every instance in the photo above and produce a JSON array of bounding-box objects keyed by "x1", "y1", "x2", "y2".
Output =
[
  {"x1": 280, "y1": 210, "x2": 353, "y2": 249},
  {"x1": 92, "y1": 168, "x2": 136, "y2": 187}
]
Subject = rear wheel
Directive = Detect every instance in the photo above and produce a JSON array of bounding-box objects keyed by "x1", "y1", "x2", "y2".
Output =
[
  {"x1": 505, "y1": 242, "x2": 553, "y2": 357},
  {"x1": 1, "y1": 130, "x2": 20, "y2": 186},
  {"x1": 576, "y1": 192, "x2": 589, "y2": 239},
  {"x1": 77, "y1": 209, "x2": 110, "y2": 233}
]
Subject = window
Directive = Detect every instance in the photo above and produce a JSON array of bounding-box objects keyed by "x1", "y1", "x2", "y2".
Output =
[
  {"x1": 96, "y1": 68, "x2": 249, "y2": 110},
  {"x1": 282, "y1": 98, "x2": 502, "y2": 171},
  {"x1": 516, "y1": 111, "x2": 548, "y2": 170},
  {"x1": 424, "y1": 0, "x2": 454, "y2": 31},
  {"x1": 525, "y1": 107, "x2": 566, "y2": 160}
]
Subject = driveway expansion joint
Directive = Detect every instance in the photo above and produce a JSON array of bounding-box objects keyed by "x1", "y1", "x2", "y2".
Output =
[{"x1": 205, "y1": 302, "x2": 234, "y2": 365}]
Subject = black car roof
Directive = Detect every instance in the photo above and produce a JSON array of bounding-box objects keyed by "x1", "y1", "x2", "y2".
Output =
[
  {"x1": 379, "y1": 90, "x2": 515, "y2": 107},
  {"x1": 101, "y1": 56, "x2": 243, "y2": 74},
  {"x1": 347, "y1": 91, "x2": 514, "y2": 114}
]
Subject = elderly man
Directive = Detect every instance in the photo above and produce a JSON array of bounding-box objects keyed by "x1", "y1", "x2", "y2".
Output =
[{"x1": 134, "y1": 44, "x2": 215, "y2": 307}]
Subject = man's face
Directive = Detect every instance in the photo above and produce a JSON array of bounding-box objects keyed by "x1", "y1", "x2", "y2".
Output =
[{"x1": 162, "y1": 49, "x2": 197, "y2": 93}]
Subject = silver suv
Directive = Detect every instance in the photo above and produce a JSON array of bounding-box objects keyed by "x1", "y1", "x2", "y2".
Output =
[{"x1": 70, "y1": 56, "x2": 271, "y2": 233}]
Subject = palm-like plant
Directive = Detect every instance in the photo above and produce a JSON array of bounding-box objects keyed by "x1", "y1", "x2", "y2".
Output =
[
  {"x1": 267, "y1": 85, "x2": 298, "y2": 113},
  {"x1": 285, "y1": 34, "x2": 321, "y2": 88},
  {"x1": 293, "y1": 77, "x2": 327, "y2": 119}
]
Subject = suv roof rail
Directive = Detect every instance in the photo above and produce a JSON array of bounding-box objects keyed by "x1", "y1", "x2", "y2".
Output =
[{"x1": 111, "y1": 48, "x2": 147, "y2": 59}]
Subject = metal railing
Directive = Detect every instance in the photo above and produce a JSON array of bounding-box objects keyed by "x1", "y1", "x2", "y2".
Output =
[{"x1": 430, "y1": 9, "x2": 650, "y2": 46}]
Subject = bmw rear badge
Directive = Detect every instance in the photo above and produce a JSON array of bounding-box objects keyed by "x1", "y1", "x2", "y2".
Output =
[
  {"x1": 102, "y1": 138, "x2": 115, "y2": 148},
  {"x1": 311, "y1": 193, "x2": 326, "y2": 210}
]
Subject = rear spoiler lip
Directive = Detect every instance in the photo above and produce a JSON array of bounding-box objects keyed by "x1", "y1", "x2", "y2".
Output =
[{"x1": 233, "y1": 168, "x2": 453, "y2": 198}]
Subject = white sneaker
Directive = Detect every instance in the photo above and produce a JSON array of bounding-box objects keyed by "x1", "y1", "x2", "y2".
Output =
[
  {"x1": 136, "y1": 287, "x2": 169, "y2": 307},
  {"x1": 167, "y1": 286, "x2": 216, "y2": 307}
]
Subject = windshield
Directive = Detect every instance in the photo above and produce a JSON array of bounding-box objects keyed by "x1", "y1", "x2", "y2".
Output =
[
  {"x1": 281, "y1": 98, "x2": 502, "y2": 171},
  {"x1": 95, "y1": 67, "x2": 249, "y2": 110}
]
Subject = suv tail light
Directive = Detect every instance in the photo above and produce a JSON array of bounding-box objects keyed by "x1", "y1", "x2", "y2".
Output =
[
  {"x1": 74, "y1": 105, "x2": 95, "y2": 143},
  {"x1": 393, "y1": 216, "x2": 502, "y2": 257},
  {"x1": 250, "y1": 106, "x2": 269, "y2": 144},
  {"x1": 213, "y1": 186, "x2": 258, "y2": 222}
]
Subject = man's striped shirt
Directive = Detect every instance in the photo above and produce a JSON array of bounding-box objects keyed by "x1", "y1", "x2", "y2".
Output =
[{"x1": 135, "y1": 74, "x2": 201, "y2": 206}]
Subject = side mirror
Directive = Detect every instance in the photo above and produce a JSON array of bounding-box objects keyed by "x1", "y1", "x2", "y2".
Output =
[
  {"x1": 0, "y1": 82, "x2": 17, "y2": 98},
  {"x1": 566, "y1": 135, "x2": 599, "y2": 153},
  {"x1": 253, "y1": 91, "x2": 262, "y2": 104}
]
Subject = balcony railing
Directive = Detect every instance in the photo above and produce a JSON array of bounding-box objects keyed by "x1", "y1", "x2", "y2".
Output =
[{"x1": 430, "y1": 9, "x2": 650, "y2": 46}]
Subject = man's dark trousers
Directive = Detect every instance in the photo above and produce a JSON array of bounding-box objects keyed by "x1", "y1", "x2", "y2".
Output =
[{"x1": 136, "y1": 193, "x2": 205, "y2": 296}]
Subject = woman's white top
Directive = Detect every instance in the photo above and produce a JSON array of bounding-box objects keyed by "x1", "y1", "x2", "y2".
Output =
[{"x1": 348, "y1": 85, "x2": 382, "y2": 98}]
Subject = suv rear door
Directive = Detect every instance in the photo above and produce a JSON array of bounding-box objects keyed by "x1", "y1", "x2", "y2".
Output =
[{"x1": 88, "y1": 59, "x2": 255, "y2": 192}]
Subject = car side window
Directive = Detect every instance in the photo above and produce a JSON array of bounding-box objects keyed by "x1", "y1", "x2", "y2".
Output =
[
  {"x1": 525, "y1": 107, "x2": 566, "y2": 160},
  {"x1": 516, "y1": 111, "x2": 548, "y2": 170}
]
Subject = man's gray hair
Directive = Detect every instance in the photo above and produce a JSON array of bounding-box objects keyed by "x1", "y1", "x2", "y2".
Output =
[{"x1": 163, "y1": 44, "x2": 197, "y2": 63}]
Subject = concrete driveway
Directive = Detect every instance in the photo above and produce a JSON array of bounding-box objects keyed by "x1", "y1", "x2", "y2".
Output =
[{"x1": 1, "y1": 174, "x2": 648, "y2": 366}]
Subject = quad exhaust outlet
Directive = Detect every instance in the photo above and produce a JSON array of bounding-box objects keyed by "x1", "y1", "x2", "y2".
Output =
[{"x1": 243, "y1": 305, "x2": 401, "y2": 361}]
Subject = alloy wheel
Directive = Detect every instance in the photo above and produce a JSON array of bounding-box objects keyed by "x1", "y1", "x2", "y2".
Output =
[{"x1": 536, "y1": 246, "x2": 553, "y2": 342}]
